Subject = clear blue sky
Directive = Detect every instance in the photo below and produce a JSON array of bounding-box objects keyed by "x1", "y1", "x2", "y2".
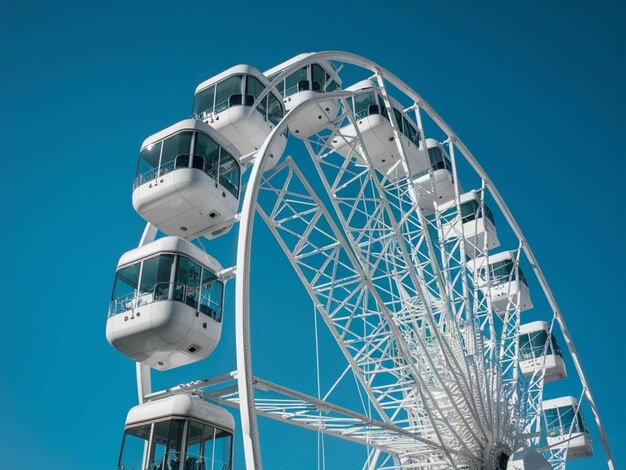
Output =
[{"x1": 1, "y1": 1, "x2": 624, "y2": 468}]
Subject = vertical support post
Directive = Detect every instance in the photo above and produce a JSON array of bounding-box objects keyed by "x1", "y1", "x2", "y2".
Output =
[{"x1": 135, "y1": 222, "x2": 157, "y2": 403}]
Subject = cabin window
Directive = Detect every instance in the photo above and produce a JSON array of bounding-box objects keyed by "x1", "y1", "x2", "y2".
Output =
[
  {"x1": 246, "y1": 76, "x2": 264, "y2": 98},
  {"x1": 352, "y1": 92, "x2": 377, "y2": 119},
  {"x1": 442, "y1": 199, "x2": 496, "y2": 226},
  {"x1": 544, "y1": 406, "x2": 588, "y2": 437},
  {"x1": 136, "y1": 130, "x2": 240, "y2": 197},
  {"x1": 160, "y1": 131, "x2": 193, "y2": 176},
  {"x1": 110, "y1": 254, "x2": 224, "y2": 320},
  {"x1": 193, "y1": 85, "x2": 215, "y2": 117},
  {"x1": 403, "y1": 117, "x2": 419, "y2": 146},
  {"x1": 519, "y1": 330, "x2": 549, "y2": 360},
  {"x1": 285, "y1": 66, "x2": 308, "y2": 96},
  {"x1": 185, "y1": 420, "x2": 233, "y2": 469},
  {"x1": 311, "y1": 64, "x2": 326, "y2": 92},
  {"x1": 219, "y1": 151, "x2": 240, "y2": 198},
  {"x1": 139, "y1": 254, "x2": 175, "y2": 302},
  {"x1": 393, "y1": 108, "x2": 404, "y2": 130},
  {"x1": 215, "y1": 75, "x2": 243, "y2": 113},
  {"x1": 118, "y1": 423, "x2": 151, "y2": 469},
  {"x1": 137, "y1": 141, "x2": 162, "y2": 185},
  {"x1": 427, "y1": 146, "x2": 451, "y2": 172},
  {"x1": 268, "y1": 73, "x2": 285, "y2": 96},
  {"x1": 268, "y1": 92, "x2": 283, "y2": 125},
  {"x1": 176, "y1": 256, "x2": 202, "y2": 309},
  {"x1": 200, "y1": 269, "x2": 224, "y2": 321},
  {"x1": 111, "y1": 263, "x2": 140, "y2": 315},
  {"x1": 194, "y1": 132, "x2": 220, "y2": 179},
  {"x1": 213, "y1": 429, "x2": 233, "y2": 468},
  {"x1": 520, "y1": 330, "x2": 563, "y2": 360},
  {"x1": 482, "y1": 259, "x2": 528, "y2": 287},
  {"x1": 245, "y1": 76, "x2": 266, "y2": 116}
]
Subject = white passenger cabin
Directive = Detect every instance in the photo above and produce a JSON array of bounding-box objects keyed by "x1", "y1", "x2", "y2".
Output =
[
  {"x1": 265, "y1": 53, "x2": 342, "y2": 138},
  {"x1": 106, "y1": 237, "x2": 225, "y2": 371},
  {"x1": 468, "y1": 250, "x2": 533, "y2": 315},
  {"x1": 543, "y1": 396, "x2": 593, "y2": 460},
  {"x1": 132, "y1": 119, "x2": 241, "y2": 240},
  {"x1": 119, "y1": 394, "x2": 234, "y2": 470},
  {"x1": 437, "y1": 190, "x2": 500, "y2": 258},
  {"x1": 331, "y1": 80, "x2": 428, "y2": 181},
  {"x1": 193, "y1": 65, "x2": 287, "y2": 169},
  {"x1": 411, "y1": 138, "x2": 457, "y2": 215},
  {"x1": 518, "y1": 321, "x2": 567, "y2": 383}
]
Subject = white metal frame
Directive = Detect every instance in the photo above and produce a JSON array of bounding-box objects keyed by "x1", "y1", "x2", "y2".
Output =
[{"x1": 129, "y1": 51, "x2": 613, "y2": 470}]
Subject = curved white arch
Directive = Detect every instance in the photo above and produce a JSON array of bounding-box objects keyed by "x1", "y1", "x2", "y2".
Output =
[{"x1": 235, "y1": 51, "x2": 614, "y2": 470}]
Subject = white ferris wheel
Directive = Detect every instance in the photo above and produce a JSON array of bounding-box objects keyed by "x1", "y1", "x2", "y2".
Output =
[{"x1": 106, "y1": 51, "x2": 614, "y2": 470}]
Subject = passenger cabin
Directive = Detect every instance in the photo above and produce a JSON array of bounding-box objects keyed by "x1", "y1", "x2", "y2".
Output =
[
  {"x1": 132, "y1": 119, "x2": 241, "y2": 240},
  {"x1": 118, "y1": 394, "x2": 234, "y2": 470},
  {"x1": 265, "y1": 53, "x2": 342, "y2": 138},
  {"x1": 193, "y1": 65, "x2": 287, "y2": 168},
  {"x1": 543, "y1": 396, "x2": 593, "y2": 460},
  {"x1": 106, "y1": 237, "x2": 225, "y2": 371},
  {"x1": 411, "y1": 138, "x2": 457, "y2": 215},
  {"x1": 331, "y1": 80, "x2": 428, "y2": 181},
  {"x1": 518, "y1": 321, "x2": 566, "y2": 383},
  {"x1": 437, "y1": 190, "x2": 500, "y2": 258},
  {"x1": 467, "y1": 250, "x2": 533, "y2": 315}
]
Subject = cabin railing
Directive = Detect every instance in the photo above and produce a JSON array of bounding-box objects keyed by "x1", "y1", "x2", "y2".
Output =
[
  {"x1": 133, "y1": 154, "x2": 239, "y2": 198},
  {"x1": 109, "y1": 282, "x2": 222, "y2": 322},
  {"x1": 118, "y1": 452, "x2": 231, "y2": 470},
  {"x1": 109, "y1": 282, "x2": 188, "y2": 317}
]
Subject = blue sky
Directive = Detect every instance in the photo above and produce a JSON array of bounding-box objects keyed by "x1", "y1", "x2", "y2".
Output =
[{"x1": 1, "y1": 1, "x2": 624, "y2": 468}]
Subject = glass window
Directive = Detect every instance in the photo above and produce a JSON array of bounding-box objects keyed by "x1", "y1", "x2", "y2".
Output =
[
  {"x1": 149, "y1": 421, "x2": 169, "y2": 470},
  {"x1": 245, "y1": 75, "x2": 265, "y2": 100},
  {"x1": 311, "y1": 64, "x2": 326, "y2": 92},
  {"x1": 215, "y1": 75, "x2": 242, "y2": 112},
  {"x1": 403, "y1": 117, "x2": 419, "y2": 146},
  {"x1": 195, "y1": 132, "x2": 220, "y2": 179},
  {"x1": 267, "y1": 92, "x2": 283, "y2": 125},
  {"x1": 459, "y1": 200, "x2": 480, "y2": 224},
  {"x1": 213, "y1": 430, "x2": 233, "y2": 469},
  {"x1": 111, "y1": 263, "x2": 141, "y2": 315},
  {"x1": 285, "y1": 66, "x2": 308, "y2": 96},
  {"x1": 519, "y1": 330, "x2": 549, "y2": 360},
  {"x1": 393, "y1": 108, "x2": 404, "y2": 130},
  {"x1": 201, "y1": 425, "x2": 216, "y2": 464},
  {"x1": 137, "y1": 141, "x2": 162, "y2": 185},
  {"x1": 268, "y1": 73, "x2": 285, "y2": 96},
  {"x1": 185, "y1": 421, "x2": 204, "y2": 469},
  {"x1": 376, "y1": 95, "x2": 388, "y2": 119},
  {"x1": 193, "y1": 85, "x2": 215, "y2": 116},
  {"x1": 118, "y1": 424, "x2": 151, "y2": 470},
  {"x1": 200, "y1": 268, "x2": 224, "y2": 321},
  {"x1": 544, "y1": 408, "x2": 560, "y2": 434},
  {"x1": 140, "y1": 254, "x2": 175, "y2": 302},
  {"x1": 559, "y1": 406, "x2": 576, "y2": 433},
  {"x1": 551, "y1": 334, "x2": 563, "y2": 357},
  {"x1": 112, "y1": 264, "x2": 140, "y2": 301},
  {"x1": 161, "y1": 131, "x2": 193, "y2": 175},
  {"x1": 176, "y1": 256, "x2": 202, "y2": 309},
  {"x1": 218, "y1": 151, "x2": 240, "y2": 198},
  {"x1": 353, "y1": 92, "x2": 376, "y2": 119},
  {"x1": 163, "y1": 419, "x2": 184, "y2": 470},
  {"x1": 246, "y1": 76, "x2": 267, "y2": 117}
]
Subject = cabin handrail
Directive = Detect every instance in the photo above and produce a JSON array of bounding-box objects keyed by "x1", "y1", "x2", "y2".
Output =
[{"x1": 108, "y1": 282, "x2": 189, "y2": 317}]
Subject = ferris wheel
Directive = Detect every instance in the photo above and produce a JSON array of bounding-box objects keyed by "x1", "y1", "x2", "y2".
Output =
[{"x1": 105, "y1": 51, "x2": 614, "y2": 470}]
